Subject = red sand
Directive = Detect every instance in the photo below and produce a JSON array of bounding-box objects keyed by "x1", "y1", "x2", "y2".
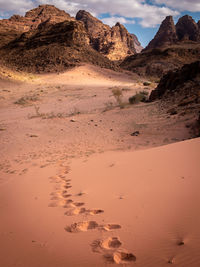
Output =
[{"x1": 0, "y1": 65, "x2": 199, "y2": 266}]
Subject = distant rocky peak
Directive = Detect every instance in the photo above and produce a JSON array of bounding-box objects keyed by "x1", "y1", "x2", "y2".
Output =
[
  {"x1": 76, "y1": 10, "x2": 142, "y2": 60},
  {"x1": 144, "y1": 15, "x2": 177, "y2": 50},
  {"x1": 145, "y1": 14, "x2": 200, "y2": 50},
  {"x1": 9, "y1": 14, "x2": 24, "y2": 22},
  {"x1": 76, "y1": 10, "x2": 105, "y2": 33},
  {"x1": 115, "y1": 22, "x2": 123, "y2": 27},
  {"x1": 176, "y1": 15, "x2": 200, "y2": 41},
  {"x1": 25, "y1": 4, "x2": 70, "y2": 18}
]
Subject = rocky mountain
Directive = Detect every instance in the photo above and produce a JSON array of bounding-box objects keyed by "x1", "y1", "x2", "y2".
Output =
[
  {"x1": 76, "y1": 10, "x2": 142, "y2": 60},
  {"x1": 145, "y1": 15, "x2": 200, "y2": 51},
  {"x1": 121, "y1": 43, "x2": 200, "y2": 77},
  {"x1": 149, "y1": 61, "x2": 200, "y2": 137},
  {"x1": 0, "y1": 19, "x2": 116, "y2": 73},
  {"x1": 121, "y1": 15, "x2": 200, "y2": 77},
  {"x1": 176, "y1": 15, "x2": 200, "y2": 42},
  {"x1": 149, "y1": 61, "x2": 200, "y2": 101},
  {"x1": 131, "y1": 34, "x2": 143, "y2": 53},
  {"x1": 0, "y1": 5, "x2": 73, "y2": 48},
  {"x1": 0, "y1": 4, "x2": 142, "y2": 72},
  {"x1": 144, "y1": 16, "x2": 178, "y2": 51}
]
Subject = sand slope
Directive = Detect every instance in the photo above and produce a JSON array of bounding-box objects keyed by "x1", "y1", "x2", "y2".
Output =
[
  {"x1": 0, "y1": 138, "x2": 200, "y2": 266},
  {"x1": 0, "y1": 64, "x2": 199, "y2": 266}
]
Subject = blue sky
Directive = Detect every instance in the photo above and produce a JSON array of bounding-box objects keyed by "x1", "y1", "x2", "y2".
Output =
[{"x1": 0, "y1": 0, "x2": 200, "y2": 47}]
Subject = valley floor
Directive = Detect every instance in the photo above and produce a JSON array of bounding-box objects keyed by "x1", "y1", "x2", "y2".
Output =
[{"x1": 0, "y1": 64, "x2": 199, "y2": 266}]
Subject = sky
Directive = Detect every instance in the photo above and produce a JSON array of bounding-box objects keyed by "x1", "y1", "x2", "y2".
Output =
[{"x1": 0, "y1": 0, "x2": 200, "y2": 47}]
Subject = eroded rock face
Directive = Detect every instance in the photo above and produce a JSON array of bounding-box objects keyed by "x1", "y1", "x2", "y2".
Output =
[
  {"x1": 0, "y1": 5, "x2": 73, "y2": 48},
  {"x1": 131, "y1": 34, "x2": 143, "y2": 53},
  {"x1": 120, "y1": 43, "x2": 200, "y2": 78},
  {"x1": 25, "y1": 5, "x2": 73, "y2": 29},
  {"x1": 1, "y1": 19, "x2": 116, "y2": 73},
  {"x1": 176, "y1": 15, "x2": 200, "y2": 42},
  {"x1": 149, "y1": 61, "x2": 200, "y2": 101},
  {"x1": 145, "y1": 16, "x2": 178, "y2": 51},
  {"x1": 122, "y1": 14, "x2": 200, "y2": 77},
  {"x1": 145, "y1": 15, "x2": 200, "y2": 51},
  {"x1": 0, "y1": 5, "x2": 142, "y2": 62},
  {"x1": 76, "y1": 10, "x2": 141, "y2": 60},
  {"x1": 0, "y1": 5, "x2": 72, "y2": 31}
]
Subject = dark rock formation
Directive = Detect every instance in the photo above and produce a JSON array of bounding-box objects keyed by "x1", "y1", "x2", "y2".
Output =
[
  {"x1": 0, "y1": 20, "x2": 116, "y2": 73},
  {"x1": 149, "y1": 61, "x2": 200, "y2": 101},
  {"x1": 25, "y1": 4, "x2": 72, "y2": 27},
  {"x1": 120, "y1": 43, "x2": 200, "y2": 77},
  {"x1": 145, "y1": 15, "x2": 200, "y2": 51},
  {"x1": 131, "y1": 34, "x2": 143, "y2": 53},
  {"x1": 76, "y1": 10, "x2": 141, "y2": 60},
  {"x1": 176, "y1": 15, "x2": 200, "y2": 42},
  {"x1": 144, "y1": 16, "x2": 178, "y2": 51},
  {"x1": 149, "y1": 61, "x2": 200, "y2": 137},
  {"x1": 121, "y1": 14, "x2": 200, "y2": 77},
  {"x1": 0, "y1": 4, "x2": 142, "y2": 72},
  {"x1": 0, "y1": 5, "x2": 73, "y2": 48}
]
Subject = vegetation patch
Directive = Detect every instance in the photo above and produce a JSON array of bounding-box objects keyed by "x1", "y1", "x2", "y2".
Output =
[
  {"x1": 129, "y1": 91, "x2": 149, "y2": 104},
  {"x1": 14, "y1": 95, "x2": 39, "y2": 105}
]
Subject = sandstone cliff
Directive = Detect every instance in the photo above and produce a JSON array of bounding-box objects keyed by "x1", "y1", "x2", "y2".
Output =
[
  {"x1": 144, "y1": 16, "x2": 178, "y2": 51},
  {"x1": 121, "y1": 15, "x2": 200, "y2": 77},
  {"x1": 0, "y1": 5, "x2": 73, "y2": 48},
  {"x1": 145, "y1": 15, "x2": 200, "y2": 51},
  {"x1": 176, "y1": 15, "x2": 200, "y2": 42},
  {"x1": 149, "y1": 61, "x2": 200, "y2": 101},
  {"x1": 0, "y1": 4, "x2": 142, "y2": 72},
  {"x1": 76, "y1": 10, "x2": 142, "y2": 60},
  {"x1": 0, "y1": 19, "x2": 116, "y2": 73}
]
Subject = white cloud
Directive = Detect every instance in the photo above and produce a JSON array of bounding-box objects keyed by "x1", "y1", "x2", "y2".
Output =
[
  {"x1": 0, "y1": 0, "x2": 180, "y2": 27},
  {"x1": 102, "y1": 16, "x2": 135, "y2": 27},
  {"x1": 154, "y1": 0, "x2": 200, "y2": 12},
  {"x1": 0, "y1": 0, "x2": 34, "y2": 15}
]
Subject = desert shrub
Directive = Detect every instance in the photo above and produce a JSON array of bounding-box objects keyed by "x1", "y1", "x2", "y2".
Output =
[
  {"x1": 143, "y1": 81, "x2": 151, "y2": 86},
  {"x1": 155, "y1": 79, "x2": 160, "y2": 83},
  {"x1": 111, "y1": 87, "x2": 123, "y2": 106},
  {"x1": 129, "y1": 91, "x2": 148, "y2": 104},
  {"x1": 14, "y1": 95, "x2": 39, "y2": 105}
]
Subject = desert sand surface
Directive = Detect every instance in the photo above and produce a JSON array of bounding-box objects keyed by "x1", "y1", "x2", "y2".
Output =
[{"x1": 0, "y1": 64, "x2": 199, "y2": 266}]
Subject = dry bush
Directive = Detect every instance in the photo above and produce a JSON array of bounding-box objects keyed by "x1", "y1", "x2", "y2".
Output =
[
  {"x1": 111, "y1": 87, "x2": 123, "y2": 107},
  {"x1": 14, "y1": 95, "x2": 39, "y2": 105},
  {"x1": 129, "y1": 91, "x2": 148, "y2": 104}
]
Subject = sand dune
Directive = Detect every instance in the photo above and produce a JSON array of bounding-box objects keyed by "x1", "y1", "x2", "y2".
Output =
[
  {"x1": 0, "y1": 65, "x2": 199, "y2": 266},
  {"x1": 0, "y1": 138, "x2": 199, "y2": 266}
]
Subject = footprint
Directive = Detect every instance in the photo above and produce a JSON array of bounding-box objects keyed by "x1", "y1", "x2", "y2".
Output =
[
  {"x1": 88, "y1": 209, "x2": 104, "y2": 215},
  {"x1": 73, "y1": 202, "x2": 85, "y2": 207},
  {"x1": 65, "y1": 207, "x2": 87, "y2": 216},
  {"x1": 59, "y1": 175, "x2": 66, "y2": 179},
  {"x1": 99, "y1": 224, "x2": 121, "y2": 231},
  {"x1": 113, "y1": 250, "x2": 136, "y2": 264},
  {"x1": 76, "y1": 191, "x2": 86, "y2": 196},
  {"x1": 102, "y1": 237, "x2": 122, "y2": 249},
  {"x1": 65, "y1": 207, "x2": 104, "y2": 216},
  {"x1": 62, "y1": 194, "x2": 72, "y2": 199},
  {"x1": 48, "y1": 202, "x2": 58, "y2": 207},
  {"x1": 91, "y1": 237, "x2": 122, "y2": 252},
  {"x1": 64, "y1": 199, "x2": 73, "y2": 204},
  {"x1": 64, "y1": 185, "x2": 72, "y2": 189},
  {"x1": 50, "y1": 195, "x2": 60, "y2": 200},
  {"x1": 65, "y1": 221, "x2": 99, "y2": 233}
]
